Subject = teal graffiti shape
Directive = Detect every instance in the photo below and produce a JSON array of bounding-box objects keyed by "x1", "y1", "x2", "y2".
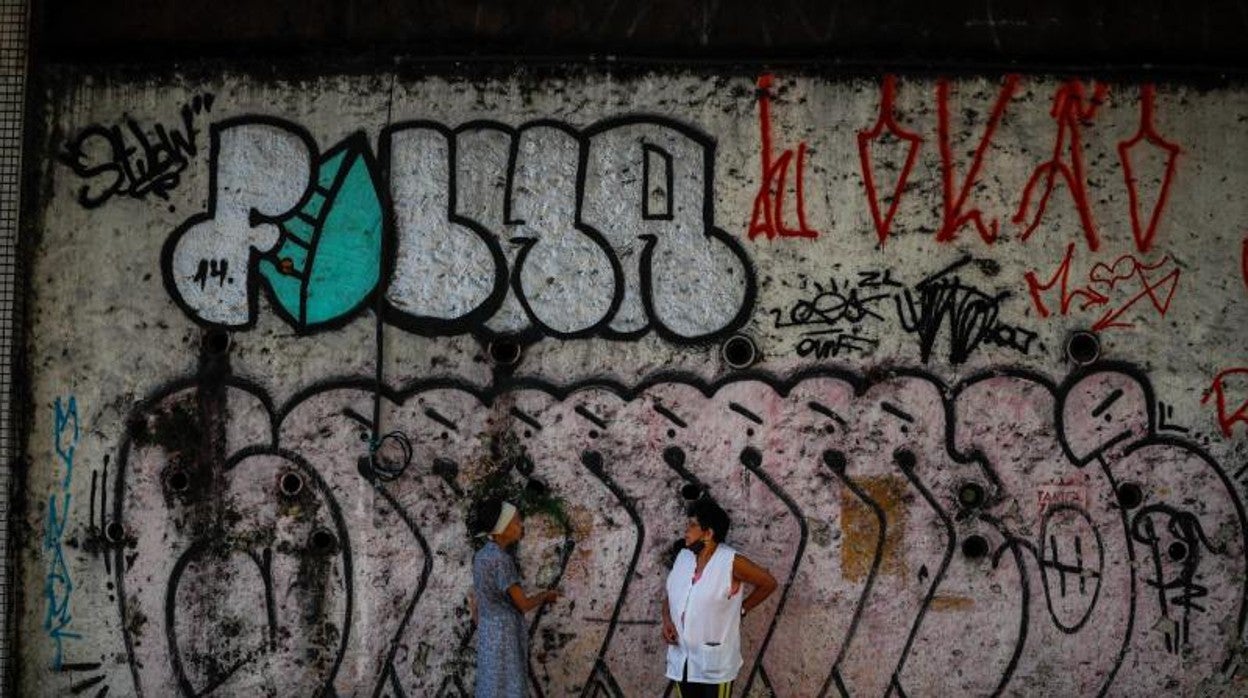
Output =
[
  {"x1": 45, "y1": 396, "x2": 81, "y2": 669},
  {"x1": 259, "y1": 132, "x2": 384, "y2": 331}
]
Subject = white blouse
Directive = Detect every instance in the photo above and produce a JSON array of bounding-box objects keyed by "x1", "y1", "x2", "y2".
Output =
[{"x1": 665, "y1": 544, "x2": 745, "y2": 683}]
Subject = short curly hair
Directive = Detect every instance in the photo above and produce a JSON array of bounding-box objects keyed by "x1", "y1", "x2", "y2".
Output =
[{"x1": 687, "y1": 498, "x2": 730, "y2": 542}]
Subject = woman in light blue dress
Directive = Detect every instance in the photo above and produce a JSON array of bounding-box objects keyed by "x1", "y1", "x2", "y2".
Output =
[{"x1": 472, "y1": 498, "x2": 558, "y2": 698}]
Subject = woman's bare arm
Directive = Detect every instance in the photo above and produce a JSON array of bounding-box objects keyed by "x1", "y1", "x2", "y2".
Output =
[
  {"x1": 661, "y1": 596, "x2": 678, "y2": 644},
  {"x1": 507, "y1": 584, "x2": 559, "y2": 613},
  {"x1": 733, "y1": 555, "x2": 778, "y2": 615}
]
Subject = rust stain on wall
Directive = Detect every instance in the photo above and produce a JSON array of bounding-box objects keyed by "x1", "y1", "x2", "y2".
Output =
[
  {"x1": 841, "y1": 475, "x2": 908, "y2": 581},
  {"x1": 929, "y1": 595, "x2": 976, "y2": 612}
]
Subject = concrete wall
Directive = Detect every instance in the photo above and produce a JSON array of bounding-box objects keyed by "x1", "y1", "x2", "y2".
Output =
[{"x1": 19, "y1": 69, "x2": 1248, "y2": 696}]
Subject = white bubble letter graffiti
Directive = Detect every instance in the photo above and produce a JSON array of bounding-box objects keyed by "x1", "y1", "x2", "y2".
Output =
[
  {"x1": 164, "y1": 118, "x2": 313, "y2": 327},
  {"x1": 384, "y1": 124, "x2": 504, "y2": 331},
  {"x1": 581, "y1": 118, "x2": 753, "y2": 340},
  {"x1": 510, "y1": 123, "x2": 619, "y2": 336}
]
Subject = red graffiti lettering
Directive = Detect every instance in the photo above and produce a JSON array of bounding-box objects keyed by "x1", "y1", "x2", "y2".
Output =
[
  {"x1": 1203, "y1": 368, "x2": 1248, "y2": 438},
  {"x1": 936, "y1": 74, "x2": 1020, "y2": 244},
  {"x1": 1025, "y1": 244, "x2": 1107, "y2": 317},
  {"x1": 1088, "y1": 263, "x2": 1180, "y2": 332},
  {"x1": 1014, "y1": 80, "x2": 1108, "y2": 252},
  {"x1": 748, "y1": 74, "x2": 819, "y2": 240},
  {"x1": 1117, "y1": 84, "x2": 1181, "y2": 254},
  {"x1": 1025, "y1": 243, "x2": 1180, "y2": 332},
  {"x1": 858, "y1": 74, "x2": 923, "y2": 246},
  {"x1": 1037, "y1": 486, "x2": 1087, "y2": 515}
]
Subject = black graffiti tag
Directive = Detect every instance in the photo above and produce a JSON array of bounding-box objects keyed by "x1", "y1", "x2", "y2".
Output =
[
  {"x1": 773, "y1": 262, "x2": 1037, "y2": 364},
  {"x1": 771, "y1": 273, "x2": 898, "y2": 359},
  {"x1": 59, "y1": 94, "x2": 214, "y2": 209},
  {"x1": 1130, "y1": 504, "x2": 1222, "y2": 652},
  {"x1": 896, "y1": 255, "x2": 1039, "y2": 364}
]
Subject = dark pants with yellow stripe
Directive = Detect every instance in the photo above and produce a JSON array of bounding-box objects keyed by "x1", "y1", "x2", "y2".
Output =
[{"x1": 672, "y1": 679, "x2": 733, "y2": 698}]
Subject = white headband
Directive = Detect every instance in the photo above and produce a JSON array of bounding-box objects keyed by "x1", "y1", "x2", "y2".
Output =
[{"x1": 490, "y1": 502, "x2": 518, "y2": 536}]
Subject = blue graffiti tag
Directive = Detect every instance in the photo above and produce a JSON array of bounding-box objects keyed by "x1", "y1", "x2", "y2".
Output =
[{"x1": 44, "y1": 396, "x2": 81, "y2": 669}]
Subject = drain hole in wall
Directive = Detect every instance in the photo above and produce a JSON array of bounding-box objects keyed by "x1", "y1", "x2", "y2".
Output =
[
  {"x1": 958, "y1": 482, "x2": 986, "y2": 509},
  {"x1": 488, "y1": 339, "x2": 522, "y2": 366},
  {"x1": 166, "y1": 468, "x2": 190, "y2": 493},
  {"x1": 721, "y1": 335, "x2": 758, "y2": 369},
  {"x1": 279, "y1": 472, "x2": 304, "y2": 497},
  {"x1": 1116, "y1": 482, "x2": 1143, "y2": 509},
  {"x1": 105, "y1": 522, "x2": 126, "y2": 544},
  {"x1": 310, "y1": 528, "x2": 338, "y2": 555},
  {"x1": 961, "y1": 535, "x2": 990, "y2": 559},
  {"x1": 1066, "y1": 330, "x2": 1100, "y2": 365}
]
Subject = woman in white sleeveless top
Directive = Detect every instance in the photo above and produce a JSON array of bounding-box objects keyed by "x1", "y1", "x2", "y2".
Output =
[{"x1": 662, "y1": 498, "x2": 777, "y2": 697}]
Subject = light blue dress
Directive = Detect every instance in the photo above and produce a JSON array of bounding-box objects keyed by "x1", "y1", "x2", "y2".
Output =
[{"x1": 473, "y1": 540, "x2": 528, "y2": 698}]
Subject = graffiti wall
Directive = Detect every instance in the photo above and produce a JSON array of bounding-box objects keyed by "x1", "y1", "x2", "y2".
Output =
[{"x1": 19, "y1": 70, "x2": 1248, "y2": 696}]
